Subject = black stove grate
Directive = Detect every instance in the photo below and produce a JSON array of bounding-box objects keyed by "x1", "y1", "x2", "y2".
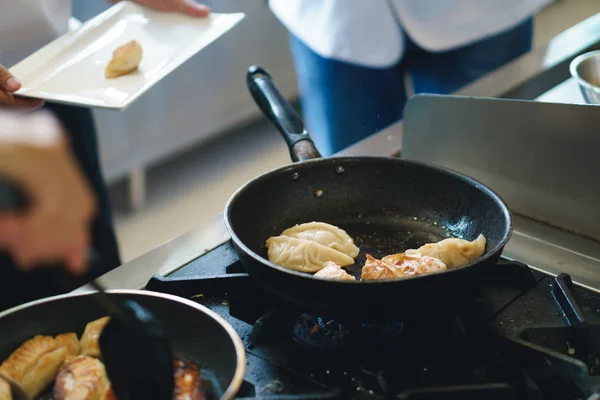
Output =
[{"x1": 146, "y1": 240, "x2": 600, "y2": 399}]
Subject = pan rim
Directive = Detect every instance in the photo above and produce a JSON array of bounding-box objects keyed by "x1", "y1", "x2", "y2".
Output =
[
  {"x1": 0, "y1": 289, "x2": 246, "y2": 400},
  {"x1": 224, "y1": 156, "x2": 513, "y2": 285}
]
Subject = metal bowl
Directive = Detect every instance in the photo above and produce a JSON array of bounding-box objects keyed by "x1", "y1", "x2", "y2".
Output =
[{"x1": 570, "y1": 50, "x2": 600, "y2": 105}]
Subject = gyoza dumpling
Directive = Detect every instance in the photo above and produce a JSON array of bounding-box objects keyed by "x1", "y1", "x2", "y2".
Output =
[
  {"x1": 0, "y1": 377, "x2": 11, "y2": 400},
  {"x1": 80, "y1": 317, "x2": 110, "y2": 358},
  {"x1": 361, "y1": 254, "x2": 399, "y2": 280},
  {"x1": 105, "y1": 40, "x2": 143, "y2": 79},
  {"x1": 266, "y1": 236, "x2": 354, "y2": 273},
  {"x1": 361, "y1": 253, "x2": 446, "y2": 280},
  {"x1": 382, "y1": 253, "x2": 447, "y2": 276},
  {"x1": 55, "y1": 333, "x2": 80, "y2": 359},
  {"x1": 405, "y1": 234, "x2": 486, "y2": 268},
  {"x1": 54, "y1": 355, "x2": 115, "y2": 400},
  {"x1": 314, "y1": 261, "x2": 356, "y2": 280},
  {"x1": 281, "y1": 222, "x2": 360, "y2": 258},
  {"x1": 0, "y1": 335, "x2": 69, "y2": 398}
]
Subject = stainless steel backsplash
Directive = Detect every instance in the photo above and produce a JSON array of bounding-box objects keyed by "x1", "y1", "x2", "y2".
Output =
[{"x1": 402, "y1": 94, "x2": 600, "y2": 242}]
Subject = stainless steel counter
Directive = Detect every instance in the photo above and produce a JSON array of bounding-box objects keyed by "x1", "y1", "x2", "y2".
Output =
[{"x1": 75, "y1": 13, "x2": 600, "y2": 293}]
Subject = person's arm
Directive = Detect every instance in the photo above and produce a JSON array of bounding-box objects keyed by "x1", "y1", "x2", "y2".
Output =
[
  {"x1": 112, "y1": 0, "x2": 211, "y2": 17},
  {"x1": 0, "y1": 111, "x2": 96, "y2": 274},
  {"x1": 0, "y1": 65, "x2": 45, "y2": 109}
]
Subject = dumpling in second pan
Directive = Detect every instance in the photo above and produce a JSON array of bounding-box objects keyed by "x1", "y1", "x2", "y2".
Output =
[
  {"x1": 54, "y1": 355, "x2": 114, "y2": 400},
  {"x1": 281, "y1": 222, "x2": 360, "y2": 258},
  {"x1": 0, "y1": 377, "x2": 11, "y2": 400},
  {"x1": 0, "y1": 335, "x2": 71, "y2": 398},
  {"x1": 266, "y1": 236, "x2": 354, "y2": 273},
  {"x1": 80, "y1": 317, "x2": 110, "y2": 358},
  {"x1": 405, "y1": 234, "x2": 486, "y2": 268}
]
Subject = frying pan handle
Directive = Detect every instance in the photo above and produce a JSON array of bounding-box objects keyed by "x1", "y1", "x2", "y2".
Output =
[{"x1": 246, "y1": 65, "x2": 321, "y2": 162}]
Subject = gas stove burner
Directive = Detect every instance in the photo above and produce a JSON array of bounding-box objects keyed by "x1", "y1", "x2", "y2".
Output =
[
  {"x1": 293, "y1": 314, "x2": 351, "y2": 349},
  {"x1": 148, "y1": 251, "x2": 600, "y2": 400},
  {"x1": 292, "y1": 313, "x2": 403, "y2": 350},
  {"x1": 361, "y1": 320, "x2": 404, "y2": 343}
]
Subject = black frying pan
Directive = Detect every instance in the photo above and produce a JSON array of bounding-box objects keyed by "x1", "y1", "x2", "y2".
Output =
[
  {"x1": 0, "y1": 290, "x2": 246, "y2": 399},
  {"x1": 0, "y1": 180, "x2": 246, "y2": 398},
  {"x1": 222, "y1": 66, "x2": 512, "y2": 321}
]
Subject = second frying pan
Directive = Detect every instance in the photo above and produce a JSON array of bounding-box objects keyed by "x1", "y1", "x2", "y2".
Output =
[
  {"x1": 222, "y1": 66, "x2": 512, "y2": 321},
  {"x1": 0, "y1": 290, "x2": 246, "y2": 399}
]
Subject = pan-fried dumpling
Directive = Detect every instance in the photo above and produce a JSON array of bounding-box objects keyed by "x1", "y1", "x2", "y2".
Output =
[
  {"x1": 314, "y1": 261, "x2": 356, "y2": 280},
  {"x1": 266, "y1": 236, "x2": 354, "y2": 273},
  {"x1": 361, "y1": 253, "x2": 447, "y2": 280},
  {"x1": 55, "y1": 333, "x2": 80, "y2": 359},
  {"x1": 0, "y1": 377, "x2": 11, "y2": 400},
  {"x1": 105, "y1": 40, "x2": 143, "y2": 79},
  {"x1": 382, "y1": 253, "x2": 447, "y2": 276},
  {"x1": 281, "y1": 222, "x2": 360, "y2": 258},
  {"x1": 405, "y1": 234, "x2": 486, "y2": 268},
  {"x1": 0, "y1": 335, "x2": 69, "y2": 398},
  {"x1": 361, "y1": 254, "x2": 399, "y2": 280},
  {"x1": 54, "y1": 355, "x2": 115, "y2": 400},
  {"x1": 173, "y1": 359, "x2": 203, "y2": 400},
  {"x1": 80, "y1": 317, "x2": 110, "y2": 358}
]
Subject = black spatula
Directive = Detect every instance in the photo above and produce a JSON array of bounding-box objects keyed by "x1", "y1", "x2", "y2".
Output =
[{"x1": 0, "y1": 177, "x2": 174, "y2": 399}]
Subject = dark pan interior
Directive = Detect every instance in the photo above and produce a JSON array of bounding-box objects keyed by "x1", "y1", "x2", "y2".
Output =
[
  {"x1": 227, "y1": 157, "x2": 511, "y2": 279},
  {"x1": 0, "y1": 292, "x2": 240, "y2": 399}
]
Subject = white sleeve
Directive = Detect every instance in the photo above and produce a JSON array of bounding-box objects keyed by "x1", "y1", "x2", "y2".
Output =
[
  {"x1": 0, "y1": 0, "x2": 71, "y2": 67},
  {"x1": 392, "y1": 0, "x2": 552, "y2": 52},
  {"x1": 269, "y1": 0, "x2": 404, "y2": 68}
]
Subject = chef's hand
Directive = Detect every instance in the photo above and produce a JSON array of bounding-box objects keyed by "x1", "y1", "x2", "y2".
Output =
[
  {"x1": 0, "y1": 64, "x2": 45, "y2": 110},
  {"x1": 0, "y1": 111, "x2": 96, "y2": 274},
  {"x1": 120, "y1": 0, "x2": 211, "y2": 17}
]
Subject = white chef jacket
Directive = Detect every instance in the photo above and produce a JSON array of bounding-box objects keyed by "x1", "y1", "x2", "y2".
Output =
[
  {"x1": 0, "y1": 0, "x2": 71, "y2": 68},
  {"x1": 269, "y1": 0, "x2": 553, "y2": 68}
]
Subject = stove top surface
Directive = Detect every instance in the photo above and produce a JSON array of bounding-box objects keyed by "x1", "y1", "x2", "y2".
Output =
[{"x1": 146, "y1": 241, "x2": 600, "y2": 400}]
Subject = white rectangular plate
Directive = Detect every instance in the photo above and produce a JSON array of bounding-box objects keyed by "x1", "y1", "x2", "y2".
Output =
[{"x1": 10, "y1": 2, "x2": 245, "y2": 110}]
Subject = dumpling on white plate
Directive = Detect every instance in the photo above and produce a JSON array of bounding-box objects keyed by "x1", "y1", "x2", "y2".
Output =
[
  {"x1": 281, "y1": 222, "x2": 360, "y2": 258},
  {"x1": 405, "y1": 234, "x2": 486, "y2": 268},
  {"x1": 266, "y1": 236, "x2": 354, "y2": 273},
  {"x1": 314, "y1": 261, "x2": 356, "y2": 280}
]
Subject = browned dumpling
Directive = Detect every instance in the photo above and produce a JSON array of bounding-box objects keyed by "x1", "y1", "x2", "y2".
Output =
[
  {"x1": 314, "y1": 261, "x2": 356, "y2": 281},
  {"x1": 0, "y1": 335, "x2": 69, "y2": 398},
  {"x1": 54, "y1": 355, "x2": 115, "y2": 400},
  {"x1": 361, "y1": 254, "x2": 399, "y2": 280},
  {"x1": 55, "y1": 333, "x2": 80, "y2": 359},
  {"x1": 105, "y1": 40, "x2": 143, "y2": 79},
  {"x1": 80, "y1": 317, "x2": 110, "y2": 358},
  {"x1": 173, "y1": 359, "x2": 204, "y2": 400},
  {"x1": 0, "y1": 377, "x2": 12, "y2": 400},
  {"x1": 382, "y1": 253, "x2": 447, "y2": 277},
  {"x1": 361, "y1": 253, "x2": 446, "y2": 281}
]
